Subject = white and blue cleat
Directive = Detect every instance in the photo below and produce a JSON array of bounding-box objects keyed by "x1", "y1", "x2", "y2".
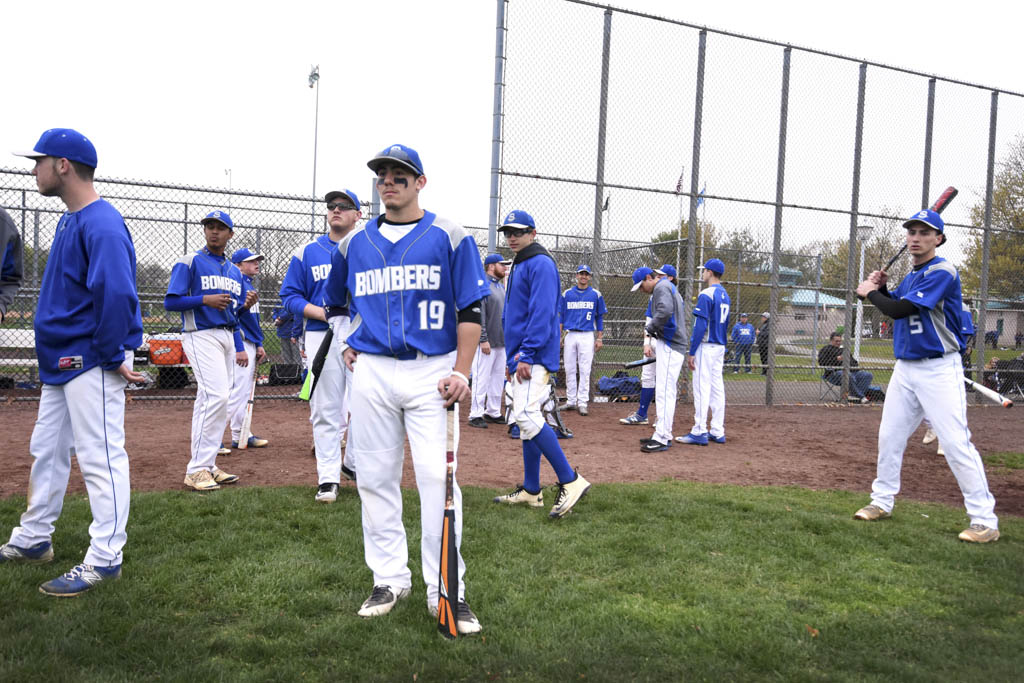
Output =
[
  {"x1": 38, "y1": 563, "x2": 121, "y2": 597},
  {"x1": 675, "y1": 433, "x2": 709, "y2": 446},
  {"x1": 706, "y1": 433, "x2": 726, "y2": 444}
]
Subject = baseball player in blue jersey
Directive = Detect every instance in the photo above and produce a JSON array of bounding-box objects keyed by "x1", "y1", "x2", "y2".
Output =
[
  {"x1": 467, "y1": 253, "x2": 509, "y2": 429},
  {"x1": 854, "y1": 209, "x2": 998, "y2": 543},
  {"x1": 2, "y1": 128, "x2": 143, "y2": 596},
  {"x1": 560, "y1": 265, "x2": 607, "y2": 416},
  {"x1": 0, "y1": 208, "x2": 23, "y2": 323},
  {"x1": 619, "y1": 265, "x2": 678, "y2": 427},
  {"x1": 165, "y1": 210, "x2": 254, "y2": 492},
  {"x1": 280, "y1": 189, "x2": 361, "y2": 502},
  {"x1": 225, "y1": 248, "x2": 268, "y2": 449},
  {"x1": 633, "y1": 267, "x2": 688, "y2": 453},
  {"x1": 493, "y1": 210, "x2": 592, "y2": 515},
  {"x1": 325, "y1": 144, "x2": 487, "y2": 633},
  {"x1": 730, "y1": 313, "x2": 755, "y2": 373},
  {"x1": 678, "y1": 258, "x2": 731, "y2": 446},
  {"x1": 272, "y1": 306, "x2": 303, "y2": 366}
]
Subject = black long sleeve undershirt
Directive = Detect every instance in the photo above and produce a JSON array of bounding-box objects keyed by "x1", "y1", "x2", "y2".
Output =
[{"x1": 867, "y1": 287, "x2": 917, "y2": 319}]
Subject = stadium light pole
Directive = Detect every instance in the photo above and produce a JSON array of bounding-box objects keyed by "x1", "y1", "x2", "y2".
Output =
[
  {"x1": 854, "y1": 224, "x2": 873, "y2": 360},
  {"x1": 308, "y1": 65, "x2": 320, "y2": 235}
]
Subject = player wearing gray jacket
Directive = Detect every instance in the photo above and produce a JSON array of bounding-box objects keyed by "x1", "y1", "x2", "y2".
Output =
[
  {"x1": 468, "y1": 254, "x2": 509, "y2": 427},
  {"x1": 0, "y1": 208, "x2": 23, "y2": 323}
]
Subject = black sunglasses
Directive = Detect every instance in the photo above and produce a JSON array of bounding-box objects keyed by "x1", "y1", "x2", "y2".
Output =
[
  {"x1": 327, "y1": 202, "x2": 356, "y2": 212},
  {"x1": 502, "y1": 227, "x2": 532, "y2": 238}
]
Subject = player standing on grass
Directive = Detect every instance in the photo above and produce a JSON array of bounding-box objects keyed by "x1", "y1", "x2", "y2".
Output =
[
  {"x1": 853, "y1": 209, "x2": 998, "y2": 543},
  {"x1": 560, "y1": 265, "x2": 607, "y2": 416},
  {"x1": 165, "y1": 210, "x2": 253, "y2": 491},
  {"x1": 1, "y1": 128, "x2": 143, "y2": 597},
  {"x1": 492, "y1": 210, "x2": 592, "y2": 516},
  {"x1": 225, "y1": 248, "x2": 268, "y2": 450},
  {"x1": 326, "y1": 144, "x2": 487, "y2": 633},
  {"x1": 677, "y1": 258, "x2": 730, "y2": 446},
  {"x1": 280, "y1": 189, "x2": 361, "y2": 503}
]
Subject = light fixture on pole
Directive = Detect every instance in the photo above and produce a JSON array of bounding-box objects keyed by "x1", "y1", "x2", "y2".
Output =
[
  {"x1": 308, "y1": 65, "x2": 320, "y2": 235},
  {"x1": 854, "y1": 224, "x2": 874, "y2": 360}
]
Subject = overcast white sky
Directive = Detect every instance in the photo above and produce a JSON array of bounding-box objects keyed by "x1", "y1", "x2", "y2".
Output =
[{"x1": 2, "y1": 0, "x2": 1021, "y2": 233}]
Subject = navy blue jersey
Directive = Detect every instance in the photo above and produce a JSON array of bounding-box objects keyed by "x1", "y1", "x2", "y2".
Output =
[
  {"x1": 731, "y1": 322, "x2": 755, "y2": 344},
  {"x1": 891, "y1": 257, "x2": 965, "y2": 360},
  {"x1": 34, "y1": 199, "x2": 142, "y2": 385},
  {"x1": 166, "y1": 248, "x2": 246, "y2": 332},
  {"x1": 326, "y1": 212, "x2": 488, "y2": 357},
  {"x1": 503, "y1": 243, "x2": 561, "y2": 373},
  {"x1": 237, "y1": 274, "x2": 263, "y2": 346},
  {"x1": 560, "y1": 286, "x2": 607, "y2": 331},
  {"x1": 279, "y1": 234, "x2": 338, "y2": 334}
]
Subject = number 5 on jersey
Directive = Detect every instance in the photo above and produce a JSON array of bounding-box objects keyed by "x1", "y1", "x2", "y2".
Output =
[{"x1": 418, "y1": 300, "x2": 445, "y2": 330}]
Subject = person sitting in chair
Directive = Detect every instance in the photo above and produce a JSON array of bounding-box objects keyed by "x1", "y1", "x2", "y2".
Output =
[{"x1": 818, "y1": 332, "x2": 873, "y2": 402}]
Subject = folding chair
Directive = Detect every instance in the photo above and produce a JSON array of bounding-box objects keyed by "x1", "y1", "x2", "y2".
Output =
[{"x1": 819, "y1": 370, "x2": 842, "y2": 401}]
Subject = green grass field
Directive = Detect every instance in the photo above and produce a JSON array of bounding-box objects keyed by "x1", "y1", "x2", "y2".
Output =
[{"x1": 2, "y1": 483, "x2": 1021, "y2": 682}]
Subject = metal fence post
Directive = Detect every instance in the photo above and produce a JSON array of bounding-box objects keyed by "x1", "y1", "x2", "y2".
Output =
[
  {"x1": 813, "y1": 253, "x2": 822, "y2": 363},
  {"x1": 766, "y1": 47, "x2": 792, "y2": 406},
  {"x1": 488, "y1": 0, "x2": 507, "y2": 253},
  {"x1": 685, "y1": 30, "x2": 707, "y2": 322},
  {"x1": 841, "y1": 62, "x2": 867, "y2": 402},
  {"x1": 976, "y1": 90, "x2": 999, "y2": 385},
  {"x1": 33, "y1": 209, "x2": 39, "y2": 288},
  {"x1": 371, "y1": 182, "x2": 380, "y2": 219},
  {"x1": 921, "y1": 78, "x2": 936, "y2": 209},
  {"x1": 591, "y1": 8, "x2": 613, "y2": 284},
  {"x1": 183, "y1": 202, "x2": 189, "y2": 255}
]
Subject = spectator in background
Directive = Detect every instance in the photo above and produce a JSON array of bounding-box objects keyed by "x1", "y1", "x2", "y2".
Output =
[
  {"x1": 272, "y1": 306, "x2": 303, "y2": 367},
  {"x1": 818, "y1": 332, "x2": 873, "y2": 402},
  {"x1": 756, "y1": 312, "x2": 771, "y2": 375},
  {"x1": 1015, "y1": 331, "x2": 1022, "y2": 350},
  {"x1": 0, "y1": 208, "x2": 23, "y2": 323},
  {"x1": 730, "y1": 312, "x2": 755, "y2": 373}
]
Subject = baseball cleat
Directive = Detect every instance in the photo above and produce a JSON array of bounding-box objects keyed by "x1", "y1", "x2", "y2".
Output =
[
  {"x1": 184, "y1": 470, "x2": 220, "y2": 491},
  {"x1": 706, "y1": 433, "x2": 726, "y2": 444},
  {"x1": 619, "y1": 412, "x2": 649, "y2": 425},
  {"x1": 549, "y1": 471, "x2": 591, "y2": 519},
  {"x1": 676, "y1": 433, "x2": 709, "y2": 446},
  {"x1": 429, "y1": 599, "x2": 483, "y2": 635},
  {"x1": 492, "y1": 485, "x2": 543, "y2": 507},
  {"x1": 482, "y1": 414, "x2": 505, "y2": 424},
  {"x1": 508, "y1": 424, "x2": 521, "y2": 439},
  {"x1": 640, "y1": 440, "x2": 670, "y2": 453},
  {"x1": 958, "y1": 524, "x2": 999, "y2": 543},
  {"x1": 232, "y1": 436, "x2": 268, "y2": 448},
  {"x1": 341, "y1": 465, "x2": 357, "y2": 482},
  {"x1": 639, "y1": 437, "x2": 659, "y2": 445},
  {"x1": 577, "y1": 405, "x2": 589, "y2": 416},
  {"x1": 217, "y1": 445, "x2": 232, "y2": 456},
  {"x1": 39, "y1": 563, "x2": 120, "y2": 597},
  {"x1": 467, "y1": 417, "x2": 488, "y2": 429},
  {"x1": 212, "y1": 467, "x2": 239, "y2": 485},
  {"x1": 922, "y1": 429, "x2": 937, "y2": 445},
  {"x1": 0, "y1": 541, "x2": 54, "y2": 565},
  {"x1": 315, "y1": 483, "x2": 340, "y2": 503},
  {"x1": 358, "y1": 584, "x2": 411, "y2": 617},
  {"x1": 565, "y1": 404, "x2": 577, "y2": 412},
  {"x1": 936, "y1": 443, "x2": 945, "y2": 457},
  {"x1": 853, "y1": 504, "x2": 891, "y2": 521}
]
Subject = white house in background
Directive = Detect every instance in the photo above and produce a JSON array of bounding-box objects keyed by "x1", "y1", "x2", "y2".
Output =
[
  {"x1": 786, "y1": 289, "x2": 848, "y2": 338},
  {"x1": 973, "y1": 300, "x2": 1023, "y2": 349}
]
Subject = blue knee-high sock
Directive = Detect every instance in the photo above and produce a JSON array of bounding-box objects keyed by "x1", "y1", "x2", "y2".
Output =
[
  {"x1": 637, "y1": 387, "x2": 655, "y2": 419},
  {"x1": 522, "y1": 439, "x2": 543, "y2": 493},
  {"x1": 531, "y1": 424, "x2": 576, "y2": 484}
]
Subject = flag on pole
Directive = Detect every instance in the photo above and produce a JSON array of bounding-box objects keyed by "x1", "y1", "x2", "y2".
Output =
[
  {"x1": 696, "y1": 184, "x2": 706, "y2": 208},
  {"x1": 603, "y1": 195, "x2": 610, "y2": 211},
  {"x1": 675, "y1": 167, "x2": 685, "y2": 194}
]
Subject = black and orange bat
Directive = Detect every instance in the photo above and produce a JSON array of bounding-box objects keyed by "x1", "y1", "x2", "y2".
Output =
[{"x1": 437, "y1": 405, "x2": 458, "y2": 639}]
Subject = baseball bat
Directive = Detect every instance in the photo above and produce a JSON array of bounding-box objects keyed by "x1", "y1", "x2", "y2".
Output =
[
  {"x1": 237, "y1": 366, "x2": 258, "y2": 449},
  {"x1": 964, "y1": 377, "x2": 1013, "y2": 408},
  {"x1": 623, "y1": 357, "x2": 656, "y2": 369},
  {"x1": 437, "y1": 404, "x2": 459, "y2": 640},
  {"x1": 299, "y1": 327, "x2": 334, "y2": 401},
  {"x1": 881, "y1": 186, "x2": 959, "y2": 272}
]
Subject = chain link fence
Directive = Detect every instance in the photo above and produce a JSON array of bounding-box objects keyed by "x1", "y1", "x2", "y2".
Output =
[{"x1": 492, "y1": 0, "x2": 1024, "y2": 406}]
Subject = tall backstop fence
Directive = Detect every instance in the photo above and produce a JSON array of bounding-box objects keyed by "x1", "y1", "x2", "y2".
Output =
[
  {"x1": 2, "y1": 0, "x2": 1023, "y2": 405},
  {"x1": 490, "y1": 0, "x2": 1024, "y2": 406}
]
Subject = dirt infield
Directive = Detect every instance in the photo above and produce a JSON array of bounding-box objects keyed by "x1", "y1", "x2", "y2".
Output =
[{"x1": 1, "y1": 401, "x2": 1021, "y2": 516}]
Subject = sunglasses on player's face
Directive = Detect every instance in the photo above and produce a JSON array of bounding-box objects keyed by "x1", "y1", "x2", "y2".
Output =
[
  {"x1": 327, "y1": 202, "x2": 356, "y2": 212},
  {"x1": 502, "y1": 227, "x2": 532, "y2": 238}
]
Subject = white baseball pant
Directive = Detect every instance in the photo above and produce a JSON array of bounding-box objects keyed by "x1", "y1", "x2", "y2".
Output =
[
  {"x1": 348, "y1": 352, "x2": 466, "y2": 603},
  {"x1": 7, "y1": 355, "x2": 133, "y2": 567},
  {"x1": 509, "y1": 365, "x2": 555, "y2": 440},
  {"x1": 183, "y1": 328, "x2": 234, "y2": 475},
  {"x1": 228, "y1": 339, "x2": 257, "y2": 443},
  {"x1": 690, "y1": 343, "x2": 726, "y2": 438},
  {"x1": 563, "y1": 330, "x2": 595, "y2": 407},
  {"x1": 306, "y1": 317, "x2": 353, "y2": 484},
  {"x1": 651, "y1": 339, "x2": 686, "y2": 445},
  {"x1": 869, "y1": 353, "x2": 997, "y2": 529},
  {"x1": 469, "y1": 343, "x2": 505, "y2": 419}
]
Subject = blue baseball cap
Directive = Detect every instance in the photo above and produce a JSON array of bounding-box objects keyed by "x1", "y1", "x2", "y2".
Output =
[
  {"x1": 13, "y1": 128, "x2": 98, "y2": 168},
  {"x1": 655, "y1": 264, "x2": 677, "y2": 278},
  {"x1": 577, "y1": 264, "x2": 592, "y2": 274},
  {"x1": 484, "y1": 253, "x2": 510, "y2": 266},
  {"x1": 631, "y1": 266, "x2": 654, "y2": 292},
  {"x1": 367, "y1": 144, "x2": 424, "y2": 176},
  {"x1": 201, "y1": 210, "x2": 234, "y2": 231},
  {"x1": 499, "y1": 210, "x2": 536, "y2": 231},
  {"x1": 324, "y1": 188, "x2": 360, "y2": 209},
  {"x1": 903, "y1": 208, "x2": 946, "y2": 245},
  {"x1": 230, "y1": 248, "x2": 264, "y2": 264},
  {"x1": 702, "y1": 258, "x2": 725, "y2": 275}
]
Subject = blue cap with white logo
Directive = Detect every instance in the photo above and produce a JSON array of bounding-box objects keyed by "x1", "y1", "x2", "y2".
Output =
[
  {"x1": 702, "y1": 258, "x2": 725, "y2": 275},
  {"x1": 13, "y1": 128, "x2": 98, "y2": 168},
  {"x1": 655, "y1": 264, "x2": 677, "y2": 278},
  {"x1": 577, "y1": 264, "x2": 592, "y2": 274},
  {"x1": 903, "y1": 209, "x2": 946, "y2": 245},
  {"x1": 631, "y1": 266, "x2": 654, "y2": 292},
  {"x1": 484, "y1": 253, "x2": 509, "y2": 266},
  {"x1": 367, "y1": 144, "x2": 424, "y2": 176},
  {"x1": 324, "y1": 188, "x2": 360, "y2": 209},
  {"x1": 230, "y1": 248, "x2": 264, "y2": 264},
  {"x1": 201, "y1": 210, "x2": 234, "y2": 231},
  {"x1": 499, "y1": 210, "x2": 536, "y2": 231}
]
